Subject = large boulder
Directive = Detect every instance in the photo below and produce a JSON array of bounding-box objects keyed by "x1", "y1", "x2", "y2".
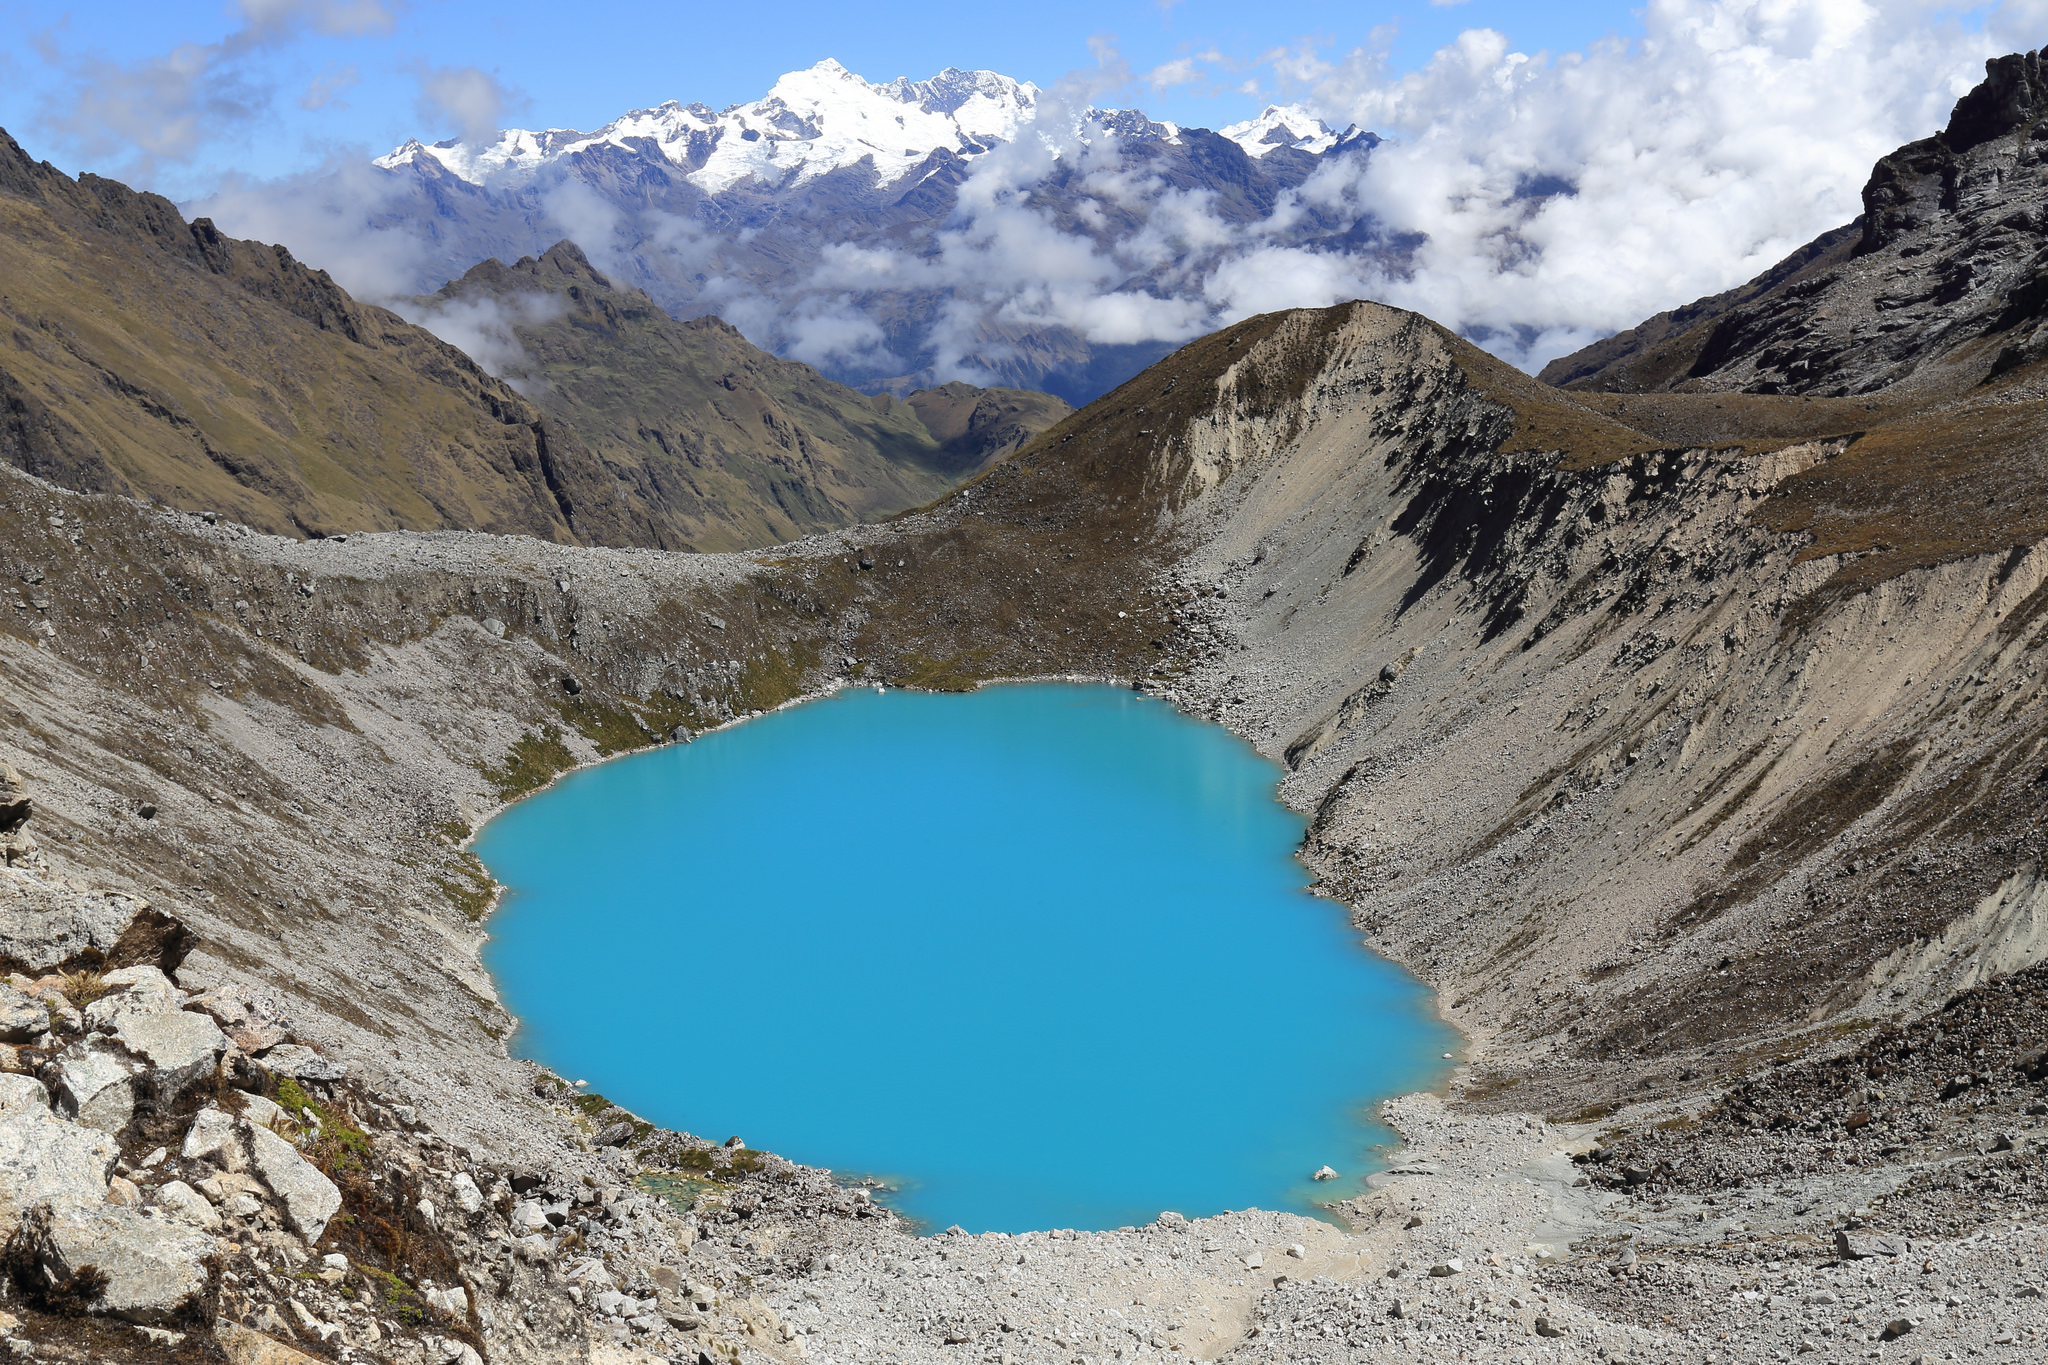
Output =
[
  {"x1": 10, "y1": 1200, "x2": 216, "y2": 1324},
  {"x1": 109, "y1": 1008, "x2": 225, "y2": 1106},
  {"x1": 0, "y1": 1105, "x2": 117, "y2": 1241},
  {"x1": 0, "y1": 880, "x2": 146, "y2": 972},
  {"x1": 245, "y1": 1122, "x2": 341, "y2": 1243},
  {"x1": 52, "y1": 971, "x2": 223, "y2": 1127},
  {"x1": 181, "y1": 1106, "x2": 342, "y2": 1242}
]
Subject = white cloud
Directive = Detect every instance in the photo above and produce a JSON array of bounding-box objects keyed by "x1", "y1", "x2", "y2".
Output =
[
  {"x1": 193, "y1": 157, "x2": 429, "y2": 302},
  {"x1": 32, "y1": 0, "x2": 397, "y2": 173},
  {"x1": 299, "y1": 62, "x2": 360, "y2": 110},
  {"x1": 1293, "y1": 0, "x2": 2048, "y2": 368},
  {"x1": 394, "y1": 289, "x2": 566, "y2": 388},
  {"x1": 200, "y1": 2, "x2": 2048, "y2": 390},
  {"x1": 749, "y1": 1, "x2": 2048, "y2": 383},
  {"x1": 412, "y1": 64, "x2": 519, "y2": 147}
]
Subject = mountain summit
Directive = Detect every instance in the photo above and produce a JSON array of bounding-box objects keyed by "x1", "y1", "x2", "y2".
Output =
[{"x1": 375, "y1": 60, "x2": 1042, "y2": 194}]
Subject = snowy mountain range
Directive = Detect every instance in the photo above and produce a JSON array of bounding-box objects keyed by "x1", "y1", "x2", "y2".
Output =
[
  {"x1": 323, "y1": 61, "x2": 1386, "y2": 403},
  {"x1": 376, "y1": 61, "x2": 1350, "y2": 194}
]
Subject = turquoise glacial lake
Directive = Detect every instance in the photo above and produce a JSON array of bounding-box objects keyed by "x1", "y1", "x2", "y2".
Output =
[{"x1": 476, "y1": 683, "x2": 1451, "y2": 1233}]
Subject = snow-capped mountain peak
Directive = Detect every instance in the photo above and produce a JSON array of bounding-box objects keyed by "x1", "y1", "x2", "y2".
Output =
[
  {"x1": 1220, "y1": 104, "x2": 1339, "y2": 157},
  {"x1": 375, "y1": 59, "x2": 1040, "y2": 193}
]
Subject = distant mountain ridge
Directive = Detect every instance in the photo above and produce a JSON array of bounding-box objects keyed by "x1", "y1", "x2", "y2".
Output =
[{"x1": 323, "y1": 61, "x2": 1381, "y2": 405}]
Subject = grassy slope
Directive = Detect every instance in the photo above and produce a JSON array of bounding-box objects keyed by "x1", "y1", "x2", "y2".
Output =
[
  {"x1": 0, "y1": 133, "x2": 598, "y2": 543},
  {"x1": 428, "y1": 245, "x2": 1070, "y2": 552}
]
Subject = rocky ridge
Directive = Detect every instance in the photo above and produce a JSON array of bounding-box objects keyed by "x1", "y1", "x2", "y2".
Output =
[{"x1": 1541, "y1": 48, "x2": 2048, "y2": 398}]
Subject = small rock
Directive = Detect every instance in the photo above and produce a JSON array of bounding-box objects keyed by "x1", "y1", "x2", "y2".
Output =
[
  {"x1": 182, "y1": 1107, "x2": 244, "y2": 1168},
  {"x1": 1243, "y1": 1251, "x2": 1264, "y2": 1269},
  {"x1": 451, "y1": 1171, "x2": 484, "y2": 1214},
  {"x1": 510, "y1": 1199, "x2": 550, "y2": 1235},
  {"x1": 150, "y1": 1181, "x2": 221, "y2": 1232},
  {"x1": 425, "y1": 1284, "x2": 468, "y2": 1316},
  {"x1": 1430, "y1": 1259, "x2": 1463, "y2": 1277},
  {"x1": 1311, "y1": 1165, "x2": 1339, "y2": 1181},
  {"x1": 561, "y1": 676, "x2": 584, "y2": 695},
  {"x1": 1285, "y1": 1243, "x2": 1306, "y2": 1259},
  {"x1": 1880, "y1": 1319, "x2": 1915, "y2": 1341},
  {"x1": 105, "y1": 1175, "x2": 141, "y2": 1206},
  {"x1": 1404, "y1": 1214, "x2": 1424, "y2": 1229},
  {"x1": 0, "y1": 985, "x2": 45, "y2": 1043},
  {"x1": 482, "y1": 617, "x2": 506, "y2": 638},
  {"x1": 1389, "y1": 1297, "x2": 1423, "y2": 1320},
  {"x1": 1836, "y1": 1231, "x2": 1911, "y2": 1260},
  {"x1": 237, "y1": 1090, "x2": 287, "y2": 1130},
  {"x1": 257, "y1": 1043, "x2": 345, "y2": 1081},
  {"x1": 1535, "y1": 1317, "x2": 1566, "y2": 1338}
]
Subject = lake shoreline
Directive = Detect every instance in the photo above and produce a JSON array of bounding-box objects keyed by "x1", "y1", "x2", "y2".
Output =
[{"x1": 469, "y1": 678, "x2": 1461, "y2": 1234}]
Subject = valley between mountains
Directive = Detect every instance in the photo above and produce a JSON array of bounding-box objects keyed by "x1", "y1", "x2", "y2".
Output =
[{"x1": 2, "y1": 45, "x2": 2048, "y2": 1365}]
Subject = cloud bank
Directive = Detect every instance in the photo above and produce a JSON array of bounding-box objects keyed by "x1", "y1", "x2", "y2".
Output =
[
  {"x1": 707, "y1": 0, "x2": 2048, "y2": 378},
  {"x1": 32, "y1": 1, "x2": 397, "y2": 178},
  {"x1": 197, "y1": 1, "x2": 2048, "y2": 385}
]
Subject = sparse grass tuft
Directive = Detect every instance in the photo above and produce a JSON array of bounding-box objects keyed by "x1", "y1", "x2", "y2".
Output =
[
  {"x1": 889, "y1": 648, "x2": 990, "y2": 692},
  {"x1": 481, "y1": 724, "x2": 575, "y2": 802},
  {"x1": 276, "y1": 1076, "x2": 372, "y2": 1177},
  {"x1": 60, "y1": 970, "x2": 107, "y2": 1007}
]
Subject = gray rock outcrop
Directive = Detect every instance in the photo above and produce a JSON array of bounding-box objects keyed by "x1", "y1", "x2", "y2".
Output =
[
  {"x1": 180, "y1": 1105, "x2": 342, "y2": 1243},
  {"x1": 11, "y1": 1200, "x2": 216, "y2": 1324},
  {"x1": 244, "y1": 1121, "x2": 341, "y2": 1243},
  {"x1": 51, "y1": 1039, "x2": 142, "y2": 1132},
  {"x1": 0, "y1": 1104, "x2": 117, "y2": 1241},
  {"x1": 256, "y1": 1043, "x2": 344, "y2": 1081}
]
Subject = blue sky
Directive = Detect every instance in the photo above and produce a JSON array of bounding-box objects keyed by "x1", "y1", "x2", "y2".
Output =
[{"x1": 0, "y1": 0, "x2": 1652, "y2": 195}]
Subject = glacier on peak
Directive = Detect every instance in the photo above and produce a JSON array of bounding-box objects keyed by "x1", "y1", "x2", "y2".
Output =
[
  {"x1": 1218, "y1": 105, "x2": 1340, "y2": 157},
  {"x1": 374, "y1": 58, "x2": 1042, "y2": 193}
]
